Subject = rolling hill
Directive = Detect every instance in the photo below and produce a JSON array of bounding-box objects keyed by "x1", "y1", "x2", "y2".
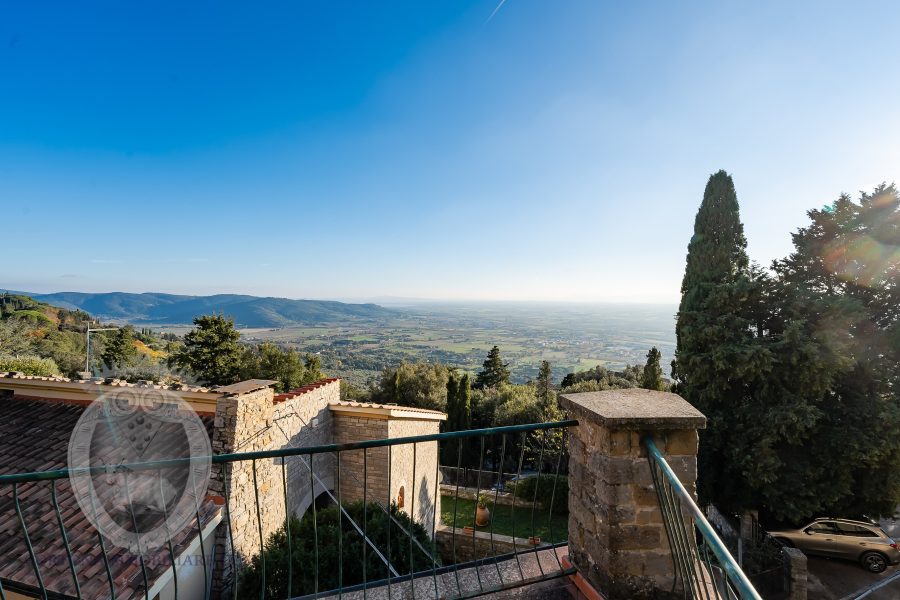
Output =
[{"x1": 8, "y1": 291, "x2": 397, "y2": 328}]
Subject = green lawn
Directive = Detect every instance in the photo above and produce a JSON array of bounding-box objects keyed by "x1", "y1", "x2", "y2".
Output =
[{"x1": 440, "y1": 495, "x2": 567, "y2": 543}]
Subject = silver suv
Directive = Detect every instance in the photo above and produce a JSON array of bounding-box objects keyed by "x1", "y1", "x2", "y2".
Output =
[{"x1": 770, "y1": 518, "x2": 900, "y2": 573}]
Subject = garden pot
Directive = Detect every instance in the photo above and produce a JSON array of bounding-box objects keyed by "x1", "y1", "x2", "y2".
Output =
[{"x1": 475, "y1": 504, "x2": 491, "y2": 527}]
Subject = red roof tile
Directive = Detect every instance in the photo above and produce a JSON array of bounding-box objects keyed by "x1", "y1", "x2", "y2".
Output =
[{"x1": 0, "y1": 397, "x2": 219, "y2": 599}]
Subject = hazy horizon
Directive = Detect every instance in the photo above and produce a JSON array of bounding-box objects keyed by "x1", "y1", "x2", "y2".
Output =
[
  {"x1": 4, "y1": 1, "x2": 899, "y2": 302},
  {"x1": 3, "y1": 286, "x2": 678, "y2": 308}
]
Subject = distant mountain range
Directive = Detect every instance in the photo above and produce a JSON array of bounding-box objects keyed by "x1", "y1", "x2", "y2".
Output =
[{"x1": 2, "y1": 291, "x2": 397, "y2": 328}]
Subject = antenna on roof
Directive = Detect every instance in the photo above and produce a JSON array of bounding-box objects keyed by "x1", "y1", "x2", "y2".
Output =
[{"x1": 82, "y1": 325, "x2": 118, "y2": 379}]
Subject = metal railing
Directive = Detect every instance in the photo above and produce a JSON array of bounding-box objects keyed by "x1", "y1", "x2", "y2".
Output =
[
  {"x1": 644, "y1": 437, "x2": 763, "y2": 600},
  {"x1": 0, "y1": 420, "x2": 577, "y2": 600}
]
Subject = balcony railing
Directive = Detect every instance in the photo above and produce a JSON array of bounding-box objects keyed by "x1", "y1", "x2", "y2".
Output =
[
  {"x1": 644, "y1": 437, "x2": 763, "y2": 600},
  {"x1": 0, "y1": 420, "x2": 577, "y2": 600},
  {"x1": 0, "y1": 421, "x2": 765, "y2": 600}
]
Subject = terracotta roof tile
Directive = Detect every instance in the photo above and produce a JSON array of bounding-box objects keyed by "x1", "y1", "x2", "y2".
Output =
[
  {"x1": 0, "y1": 397, "x2": 218, "y2": 599},
  {"x1": 272, "y1": 377, "x2": 340, "y2": 404}
]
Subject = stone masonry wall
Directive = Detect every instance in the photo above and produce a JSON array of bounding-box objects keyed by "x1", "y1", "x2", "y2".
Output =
[
  {"x1": 210, "y1": 379, "x2": 339, "y2": 596},
  {"x1": 333, "y1": 414, "x2": 441, "y2": 537},
  {"x1": 333, "y1": 414, "x2": 390, "y2": 507},
  {"x1": 561, "y1": 389, "x2": 705, "y2": 600},
  {"x1": 271, "y1": 383, "x2": 338, "y2": 516},
  {"x1": 434, "y1": 526, "x2": 524, "y2": 564},
  {"x1": 210, "y1": 387, "x2": 283, "y2": 596}
]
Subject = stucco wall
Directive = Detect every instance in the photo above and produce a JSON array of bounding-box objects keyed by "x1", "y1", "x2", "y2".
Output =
[{"x1": 388, "y1": 418, "x2": 441, "y2": 536}]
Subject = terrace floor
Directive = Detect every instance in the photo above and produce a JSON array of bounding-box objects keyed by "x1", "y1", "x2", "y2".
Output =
[{"x1": 316, "y1": 545, "x2": 582, "y2": 600}]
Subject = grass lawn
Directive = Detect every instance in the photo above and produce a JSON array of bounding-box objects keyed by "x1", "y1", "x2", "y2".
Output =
[{"x1": 440, "y1": 495, "x2": 568, "y2": 544}]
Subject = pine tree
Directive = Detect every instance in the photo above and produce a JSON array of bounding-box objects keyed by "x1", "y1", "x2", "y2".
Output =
[
  {"x1": 640, "y1": 347, "x2": 664, "y2": 391},
  {"x1": 168, "y1": 314, "x2": 243, "y2": 386},
  {"x1": 474, "y1": 346, "x2": 510, "y2": 389}
]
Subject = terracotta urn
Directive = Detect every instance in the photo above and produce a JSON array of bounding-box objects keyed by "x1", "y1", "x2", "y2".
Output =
[{"x1": 475, "y1": 504, "x2": 491, "y2": 526}]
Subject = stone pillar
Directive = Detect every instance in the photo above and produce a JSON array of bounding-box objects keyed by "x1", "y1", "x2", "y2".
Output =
[
  {"x1": 560, "y1": 389, "x2": 706, "y2": 600},
  {"x1": 783, "y1": 547, "x2": 807, "y2": 600}
]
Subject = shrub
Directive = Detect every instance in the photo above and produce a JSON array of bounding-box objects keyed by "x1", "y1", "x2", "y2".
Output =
[
  {"x1": 511, "y1": 474, "x2": 568, "y2": 515},
  {"x1": 238, "y1": 501, "x2": 437, "y2": 598},
  {"x1": 0, "y1": 354, "x2": 62, "y2": 376},
  {"x1": 9, "y1": 310, "x2": 53, "y2": 325}
]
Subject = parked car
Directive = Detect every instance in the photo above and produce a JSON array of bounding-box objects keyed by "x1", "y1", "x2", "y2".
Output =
[{"x1": 770, "y1": 518, "x2": 900, "y2": 573}]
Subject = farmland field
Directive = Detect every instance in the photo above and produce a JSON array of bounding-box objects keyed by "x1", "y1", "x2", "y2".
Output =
[{"x1": 237, "y1": 302, "x2": 677, "y2": 388}]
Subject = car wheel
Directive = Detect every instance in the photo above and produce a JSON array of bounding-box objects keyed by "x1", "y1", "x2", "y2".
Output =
[{"x1": 860, "y1": 551, "x2": 888, "y2": 573}]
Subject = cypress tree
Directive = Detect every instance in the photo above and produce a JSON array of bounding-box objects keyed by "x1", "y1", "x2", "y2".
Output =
[
  {"x1": 672, "y1": 170, "x2": 768, "y2": 509},
  {"x1": 640, "y1": 347, "x2": 664, "y2": 391},
  {"x1": 444, "y1": 372, "x2": 459, "y2": 430},
  {"x1": 536, "y1": 360, "x2": 553, "y2": 409},
  {"x1": 457, "y1": 373, "x2": 472, "y2": 430}
]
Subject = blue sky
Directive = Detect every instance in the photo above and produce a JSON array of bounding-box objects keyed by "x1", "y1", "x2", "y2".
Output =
[{"x1": 3, "y1": 1, "x2": 899, "y2": 303}]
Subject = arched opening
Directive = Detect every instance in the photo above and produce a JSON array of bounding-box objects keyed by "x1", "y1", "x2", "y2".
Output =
[{"x1": 396, "y1": 485, "x2": 405, "y2": 509}]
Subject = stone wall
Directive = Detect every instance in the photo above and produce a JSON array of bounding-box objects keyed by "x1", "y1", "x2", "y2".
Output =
[
  {"x1": 332, "y1": 413, "x2": 442, "y2": 536},
  {"x1": 210, "y1": 379, "x2": 340, "y2": 596},
  {"x1": 783, "y1": 547, "x2": 807, "y2": 600},
  {"x1": 434, "y1": 525, "x2": 528, "y2": 564},
  {"x1": 271, "y1": 383, "x2": 337, "y2": 516},
  {"x1": 333, "y1": 414, "x2": 390, "y2": 506},
  {"x1": 560, "y1": 389, "x2": 706, "y2": 600}
]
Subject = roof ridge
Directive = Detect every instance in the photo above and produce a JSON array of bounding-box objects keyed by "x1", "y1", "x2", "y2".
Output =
[
  {"x1": 0, "y1": 371, "x2": 214, "y2": 393},
  {"x1": 272, "y1": 377, "x2": 340, "y2": 404}
]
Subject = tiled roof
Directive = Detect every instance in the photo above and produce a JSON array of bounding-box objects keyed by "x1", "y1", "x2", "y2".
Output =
[
  {"x1": 272, "y1": 377, "x2": 340, "y2": 403},
  {"x1": 328, "y1": 400, "x2": 447, "y2": 421},
  {"x1": 330, "y1": 400, "x2": 445, "y2": 415},
  {"x1": 0, "y1": 396, "x2": 219, "y2": 599},
  {"x1": 0, "y1": 371, "x2": 215, "y2": 394}
]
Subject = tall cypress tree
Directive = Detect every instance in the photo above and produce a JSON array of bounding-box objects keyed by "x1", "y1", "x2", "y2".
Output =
[
  {"x1": 536, "y1": 360, "x2": 553, "y2": 409},
  {"x1": 444, "y1": 372, "x2": 460, "y2": 430},
  {"x1": 640, "y1": 347, "x2": 664, "y2": 391},
  {"x1": 672, "y1": 170, "x2": 768, "y2": 509},
  {"x1": 457, "y1": 373, "x2": 472, "y2": 430}
]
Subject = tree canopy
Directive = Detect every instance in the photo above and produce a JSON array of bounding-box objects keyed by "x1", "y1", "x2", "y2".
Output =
[
  {"x1": 101, "y1": 326, "x2": 139, "y2": 370},
  {"x1": 372, "y1": 362, "x2": 451, "y2": 412},
  {"x1": 640, "y1": 347, "x2": 665, "y2": 391},
  {"x1": 474, "y1": 345, "x2": 510, "y2": 389},
  {"x1": 239, "y1": 343, "x2": 325, "y2": 392},
  {"x1": 168, "y1": 314, "x2": 243, "y2": 386},
  {"x1": 238, "y1": 502, "x2": 435, "y2": 598},
  {"x1": 673, "y1": 174, "x2": 900, "y2": 521}
]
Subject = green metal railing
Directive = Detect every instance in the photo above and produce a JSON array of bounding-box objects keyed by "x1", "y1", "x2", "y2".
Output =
[
  {"x1": 0, "y1": 420, "x2": 577, "y2": 600},
  {"x1": 644, "y1": 437, "x2": 763, "y2": 600}
]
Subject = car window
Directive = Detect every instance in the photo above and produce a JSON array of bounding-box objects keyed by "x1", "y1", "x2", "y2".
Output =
[
  {"x1": 834, "y1": 523, "x2": 880, "y2": 537},
  {"x1": 807, "y1": 521, "x2": 838, "y2": 534}
]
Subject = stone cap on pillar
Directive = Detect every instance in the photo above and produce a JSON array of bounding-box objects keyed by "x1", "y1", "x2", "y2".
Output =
[{"x1": 560, "y1": 389, "x2": 706, "y2": 430}]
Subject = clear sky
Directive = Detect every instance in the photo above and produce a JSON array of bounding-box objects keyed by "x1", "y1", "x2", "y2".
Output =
[{"x1": 3, "y1": 1, "x2": 899, "y2": 303}]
